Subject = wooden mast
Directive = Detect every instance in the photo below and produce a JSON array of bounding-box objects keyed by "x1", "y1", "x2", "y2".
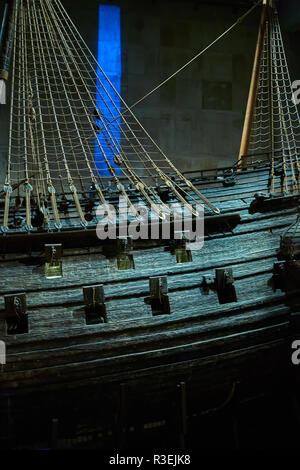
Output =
[{"x1": 238, "y1": 0, "x2": 270, "y2": 168}]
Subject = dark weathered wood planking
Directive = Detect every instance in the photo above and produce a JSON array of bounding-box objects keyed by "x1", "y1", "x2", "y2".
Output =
[{"x1": 0, "y1": 165, "x2": 298, "y2": 400}]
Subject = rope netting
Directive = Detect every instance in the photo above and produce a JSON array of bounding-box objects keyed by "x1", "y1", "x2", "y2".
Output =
[
  {"x1": 248, "y1": 8, "x2": 300, "y2": 193},
  {"x1": 2, "y1": 0, "x2": 220, "y2": 232},
  {"x1": 2, "y1": 0, "x2": 298, "y2": 233}
]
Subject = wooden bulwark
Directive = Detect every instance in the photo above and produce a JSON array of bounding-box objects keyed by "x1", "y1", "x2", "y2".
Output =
[{"x1": 0, "y1": 164, "x2": 299, "y2": 448}]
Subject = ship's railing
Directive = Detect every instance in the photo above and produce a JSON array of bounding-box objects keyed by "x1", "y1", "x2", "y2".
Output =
[{"x1": 181, "y1": 147, "x2": 300, "y2": 181}]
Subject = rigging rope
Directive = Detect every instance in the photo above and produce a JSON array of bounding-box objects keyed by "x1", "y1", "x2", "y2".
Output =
[
  {"x1": 248, "y1": 6, "x2": 300, "y2": 194},
  {"x1": 2, "y1": 0, "x2": 223, "y2": 233},
  {"x1": 2, "y1": 0, "x2": 298, "y2": 234}
]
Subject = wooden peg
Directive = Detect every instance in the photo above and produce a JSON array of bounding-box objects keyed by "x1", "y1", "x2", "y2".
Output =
[
  {"x1": 117, "y1": 236, "x2": 134, "y2": 270},
  {"x1": 45, "y1": 244, "x2": 63, "y2": 279},
  {"x1": 170, "y1": 231, "x2": 193, "y2": 263},
  {"x1": 3, "y1": 293, "x2": 28, "y2": 334},
  {"x1": 215, "y1": 268, "x2": 237, "y2": 304},
  {"x1": 83, "y1": 284, "x2": 107, "y2": 324},
  {"x1": 200, "y1": 269, "x2": 237, "y2": 304},
  {"x1": 149, "y1": 276, "x2": 170, "y2": 315}
]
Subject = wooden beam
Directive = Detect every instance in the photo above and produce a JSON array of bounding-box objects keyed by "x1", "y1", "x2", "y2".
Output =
[{"x1": 238, "y1": 0, "x2": 270, "y2": 169}]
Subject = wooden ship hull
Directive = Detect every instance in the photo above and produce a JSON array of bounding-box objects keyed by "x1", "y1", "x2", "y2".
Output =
[
  {"x1": 0, "y1": 161, "x2": 300, "y2": 450},
  {"x1": 0, "y1": 0, "x2": 300, "y2": 450}
]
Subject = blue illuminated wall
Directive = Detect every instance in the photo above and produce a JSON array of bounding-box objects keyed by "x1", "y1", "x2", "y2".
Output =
[{"x1": 95, "y1": 4, "x2": 121, "y2": 177}]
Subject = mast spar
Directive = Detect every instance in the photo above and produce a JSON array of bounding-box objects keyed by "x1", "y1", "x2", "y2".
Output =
[{"x1": 238, "y1": 0, "x2": 271, "y2": 168}]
